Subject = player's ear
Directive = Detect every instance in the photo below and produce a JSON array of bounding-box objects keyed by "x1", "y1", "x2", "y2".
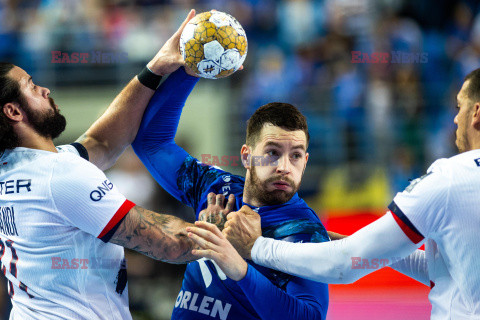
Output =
[
  {"x1": 300, "y1": 152, "x2": 309, "y2": 176},
  {"x1": 2, "y1": 102, "x2": 23, "y2": 122},
  {"x1": 241, "y1": 144, "x2": 251, "y2": 169},
  {"x1": 472, "y1": 103, "x2": 480, "y2": 130}
]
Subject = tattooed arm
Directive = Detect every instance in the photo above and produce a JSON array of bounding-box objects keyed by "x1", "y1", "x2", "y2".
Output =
[
  {"x1": 198, "y1": 193, "x2": 236, "y2": 231},
  {"x1": 110, "y1": 205, "x2": 198, "y2": 264}
]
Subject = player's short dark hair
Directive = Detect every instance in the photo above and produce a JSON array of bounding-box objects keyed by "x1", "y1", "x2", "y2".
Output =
[
  {"x1": 0, "y1": 62, "x2": 22, "y2": 152},
  {"x1": 246, "y1": 102, "x2": 310, "y2": 147},
  {"x1": 464, "y1": 68, "x2": 480, "y2": 104}
]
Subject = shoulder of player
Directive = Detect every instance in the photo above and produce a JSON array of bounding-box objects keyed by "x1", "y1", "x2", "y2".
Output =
[
  {"x1": 430, "y1": 150, "x2": 480, "y2": 175},
  {"x1": 50, "y1": 152, "x2": 100, "y2": 177}
]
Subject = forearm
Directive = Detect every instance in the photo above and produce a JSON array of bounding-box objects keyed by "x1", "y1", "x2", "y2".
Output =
[
  {"x1": 237, "y1": 265, "x2": 327, "y2": 319},
  {"x1": 132, "y1": 69, "x2": 199, "y2": 202},
  {"x1": 252, "y1": 212, "x2": 419, "y2": 284},
  {"x1": 79, "y1": 76, "x2": 155, "y2": 170},
  {"x1": 389, "y1": 249, "x2": 429, "y2": 286},
  {"x1": 111, "y1": 206, "x2": 197, "y2": 263}
]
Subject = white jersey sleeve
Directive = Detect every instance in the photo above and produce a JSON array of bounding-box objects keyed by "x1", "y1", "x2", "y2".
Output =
[
  {"x1": 56, "y1": 142, "x2": 89, "y2": 161},
  {"x1": 50, "y1": 153, "x2": 135, "y2": 241},
  {"x1": 251, "y1": 212, "x2": 420, "y2": 284},
  {"x1": 389, "y1": 159, "x2": 449, "y2": 242},
  {"x1": 389, "y1": 249, "x2": 429, "y2": 286}
]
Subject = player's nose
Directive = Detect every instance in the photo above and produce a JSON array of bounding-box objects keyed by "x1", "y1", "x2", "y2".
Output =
[
  {"x1": 276, "y1": 155, "x2": 291, "y2": 174},
  {"x1": 40, "y1": 86, "x2": 50, "y2": 99}
]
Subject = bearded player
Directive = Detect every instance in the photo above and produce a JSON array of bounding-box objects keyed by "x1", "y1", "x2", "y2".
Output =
[
  {"x1": 0, "y1": 10, "x2": 221, "y2": 320},
  {"x1": 188, "y1": 69, "x2": 480, "y2": 319},
  {"x1": 131, "y1": 75, "x2": 330, "y2": 318}
]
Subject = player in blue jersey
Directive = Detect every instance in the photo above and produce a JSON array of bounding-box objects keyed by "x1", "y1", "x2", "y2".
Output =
[{"x1": 132, "y1": 68, "x2": 331, "y2": 319}]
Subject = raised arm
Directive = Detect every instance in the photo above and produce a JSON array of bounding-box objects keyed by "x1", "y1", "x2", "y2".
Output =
[{"x1": 77, "y1": 10, "x2": 196, "y2": 171}]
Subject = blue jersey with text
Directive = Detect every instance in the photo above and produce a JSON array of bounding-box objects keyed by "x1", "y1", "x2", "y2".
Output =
[{"x1": 132, "y1": 68, "x2": 330, "y2": 320}]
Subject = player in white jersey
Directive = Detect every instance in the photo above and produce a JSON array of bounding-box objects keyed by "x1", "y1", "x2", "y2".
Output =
[
  {"x1": 186, "y1": 68, "x2": 480, "y2": 319},
  {"x1": 0, "y1": 9, "x2": 224, "y2": 320}
]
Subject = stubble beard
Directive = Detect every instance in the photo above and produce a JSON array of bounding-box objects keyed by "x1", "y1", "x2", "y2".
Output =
[{"x1": 245, "y1": 165, "x2": 299, "y2": 206}]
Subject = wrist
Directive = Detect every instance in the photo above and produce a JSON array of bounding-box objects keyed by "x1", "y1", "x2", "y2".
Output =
[
  {"x1": 233, "y1": 261, "x2": 249, "y2": 282},
  {"x1": 146, "y1": 60, "x2": 167, "y2": 77},
  {"x1": 147, "y1": 56, "x2": 180, "y2": 77},
  {"x1": 137, "y1": 66, "x2": 163, "y2": 90}
]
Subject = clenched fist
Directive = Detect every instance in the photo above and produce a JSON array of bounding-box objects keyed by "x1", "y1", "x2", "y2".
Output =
[{"x1": 223, "y1": 205, "x2": 262, "y2": 260}]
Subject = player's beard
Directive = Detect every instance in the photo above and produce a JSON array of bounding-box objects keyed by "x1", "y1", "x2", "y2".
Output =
[
  {"x1": 247, "y1": 165, "x2": 299, "y2": 206},
  {"x1": 23, "y1": 97, "x2": 66, "y2": 140}
]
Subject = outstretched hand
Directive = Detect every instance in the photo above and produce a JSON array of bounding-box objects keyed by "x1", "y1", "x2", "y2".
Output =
[
  {"x1": 187, "y1": 221, "x2": 248, "y2": 281},
  {"x1": 147, "y1": 9, "x2": 197, "y2": 76}
]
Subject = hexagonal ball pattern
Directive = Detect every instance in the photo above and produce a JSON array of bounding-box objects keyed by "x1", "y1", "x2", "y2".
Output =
[
  {"x1": 209, "y1": 11, "x2": 232, "y2": 28},
  {"x1": 220, "y1": 49, "x2": 241, "y2": 70},
  {"x1": 204, "y1": 40, "x2": 225, "y2": 62},
  {"x1": 190, "y1": 11, "x2": 212, "y2": 25},
  {"x1": 180, "y1": 10, "x2": 248, "y2": 79},
  {"x1": 194, "y1": 21, "x2": 217, "y2": 43},
  {"x1": 198, "y1": 60, "x2": 221, "y2": 79}
]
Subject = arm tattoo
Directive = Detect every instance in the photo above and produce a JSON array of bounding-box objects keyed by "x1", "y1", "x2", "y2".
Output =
[{"x1": 110, "y1": 206, "x2": 198, "y2": 263}]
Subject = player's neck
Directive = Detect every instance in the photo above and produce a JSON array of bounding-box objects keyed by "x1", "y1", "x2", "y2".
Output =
[{"x1": 18, "y1": 130, "x2": 57, "y2": 153}]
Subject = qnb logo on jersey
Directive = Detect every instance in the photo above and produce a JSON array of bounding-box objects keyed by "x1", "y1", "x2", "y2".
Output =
[
  {"x1": 174, "y1": 290, "x2": 232, "y2": 320},
  {"x1": 90, "y1": 180, "x2": 114, "y2": 202}
]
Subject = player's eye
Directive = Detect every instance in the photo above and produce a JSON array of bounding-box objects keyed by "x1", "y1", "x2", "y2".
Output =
[
  {"x1": 266, "y1": 150, "x2": 278, "y2": 156},
  {"x1": 292, "y1": 153, "x2": 302, "y2": 160}
]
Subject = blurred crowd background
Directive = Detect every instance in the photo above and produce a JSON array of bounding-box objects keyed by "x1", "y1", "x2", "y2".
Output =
[{"x1": 1, "y1": 0, "x2": 479, "y2": 319}]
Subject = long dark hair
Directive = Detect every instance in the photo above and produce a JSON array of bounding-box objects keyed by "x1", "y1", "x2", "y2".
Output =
[{"x1": 0, "y1": 62, "x2": 22, "y2": 152}]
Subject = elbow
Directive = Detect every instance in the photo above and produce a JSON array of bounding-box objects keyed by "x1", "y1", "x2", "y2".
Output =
[{"x1": 312, "y1": 261, "x2": 359, "y2": 284}]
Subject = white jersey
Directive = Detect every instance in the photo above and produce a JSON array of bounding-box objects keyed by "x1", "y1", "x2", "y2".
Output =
[
  {"x1": 390, "y1": 149, "x2": 480, "y2": 319},
  {"x1": 0, "y1": 145, "x2": 135, "y2": 320}
]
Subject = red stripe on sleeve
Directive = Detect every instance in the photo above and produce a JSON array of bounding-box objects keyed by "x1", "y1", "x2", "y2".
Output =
[
  {"x1": 98, "y1": 200, "x2": 135, "y2": 239},
  {"x1": 390, "y1": 211, "x2": 424, "y2": 244}
]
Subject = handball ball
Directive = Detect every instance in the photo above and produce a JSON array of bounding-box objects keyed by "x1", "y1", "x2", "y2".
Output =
[{"x1": 180, "y1": 10, "x2": 248, "y2": 79}]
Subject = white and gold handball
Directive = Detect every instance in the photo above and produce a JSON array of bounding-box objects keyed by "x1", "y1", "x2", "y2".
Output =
[{"x1": 180, "y1": 10, "x2": 248, "y2": 79}]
